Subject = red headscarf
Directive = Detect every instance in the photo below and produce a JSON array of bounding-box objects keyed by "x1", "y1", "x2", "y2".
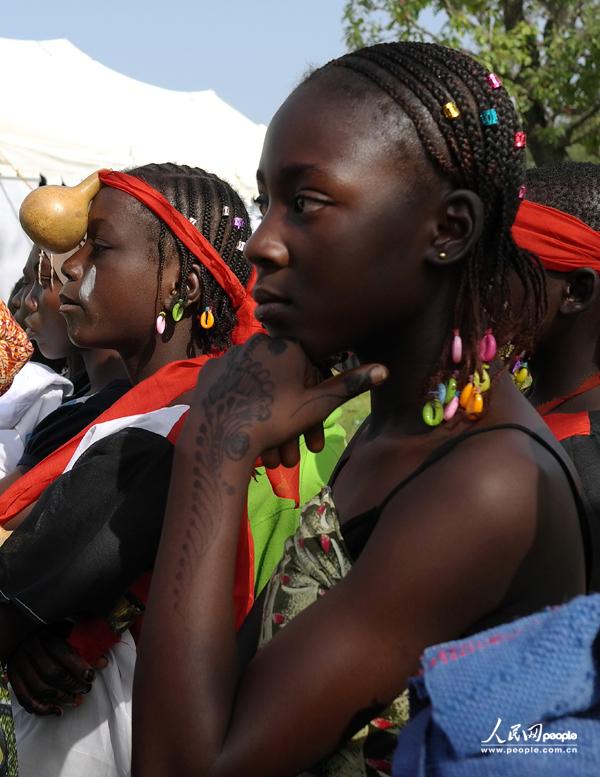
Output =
[{"x1": 512, "y1": 199, "x2": 600, "y2": 273}]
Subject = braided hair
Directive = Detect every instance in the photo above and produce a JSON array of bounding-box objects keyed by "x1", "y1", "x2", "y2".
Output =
[
  {"x1": 304, "y1": 42, "x2": 545, "y2": 385},
  {"x1": 526, "y1": 162, "x2": 600, "y2": 231},
  {"x1": 126, "y1": 163, "x2": 252, "y2": 356}
]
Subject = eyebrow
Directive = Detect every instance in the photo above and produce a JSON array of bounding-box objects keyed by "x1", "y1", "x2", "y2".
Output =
[
  {"x1": 87, "y1": 217, "x2": 120, "y2": 239},
  {"x1": 256, "y1": 162, "x2": 338, "y2": 188},
  {"x1": 88, "y1": 217, "x2": 113, "y2": 230}
]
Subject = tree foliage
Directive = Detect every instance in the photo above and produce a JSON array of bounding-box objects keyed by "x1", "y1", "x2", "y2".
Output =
[{"x1": 343, "y1": 1, "x2": 600, "y2": 165}]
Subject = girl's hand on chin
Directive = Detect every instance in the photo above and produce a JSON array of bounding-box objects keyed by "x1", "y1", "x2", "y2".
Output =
[{"x1": 189, "y1": 334, "x2": 388, "y2": 468}]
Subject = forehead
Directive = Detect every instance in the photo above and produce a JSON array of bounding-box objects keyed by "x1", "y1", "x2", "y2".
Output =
[
  {"x1": 259, "y1": 75, "x2": 425, "y2": 187},
  {"x1": 24, "y1": 245, "x2": 39, "y2": 272},
  {"x1": 89, "y1": 187, "x2": 155, "y2": 241}
]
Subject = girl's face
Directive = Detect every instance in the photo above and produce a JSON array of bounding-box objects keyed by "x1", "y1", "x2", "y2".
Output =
[
  {"x1": 21, "y1": 246, "x2": 73, "y2": 360},
  {"x1": 245, "y1": 77, "x2": 448, "y2": 362},
  {"x1": 9, "y1": 279, "x2": 27, "y2": 328},
  {"x1": 59, "y1": 188, "x2": 177, "y2": 356}
]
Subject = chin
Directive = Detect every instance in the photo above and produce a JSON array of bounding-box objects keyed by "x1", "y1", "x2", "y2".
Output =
[
  {"x1": 36, "y1": 345, "x2": 65, "y2": 361},
  {"x1": 64, "y1": 322, "x2": 94, "y2": 350}
]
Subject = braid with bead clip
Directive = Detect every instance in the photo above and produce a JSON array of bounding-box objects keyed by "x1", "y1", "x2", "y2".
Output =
[
  {"x1": 126, "y1": 163, "x2": 252, "y2": 356},
  {"x1": 305, "y1": 42, "x2": 545, "y2": 425}
]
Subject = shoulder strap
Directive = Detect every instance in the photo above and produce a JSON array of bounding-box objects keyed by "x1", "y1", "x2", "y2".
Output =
[{"x1": 328, "y1": 417, "x2": 370, "y2": 487}]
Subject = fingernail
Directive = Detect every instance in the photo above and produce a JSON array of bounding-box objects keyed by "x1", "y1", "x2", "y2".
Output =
[
  {"x1": 370, "y1": 366, "x2": 388, "y2": 385},
  {"x1": 83, "y1": 669, "x2": 95, "y2": 683},
  {"x1": 51, "y1": 706, "x2": 63, "y2": 717}
]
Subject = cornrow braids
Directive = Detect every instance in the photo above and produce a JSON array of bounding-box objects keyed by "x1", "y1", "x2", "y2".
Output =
[
  {"x1": 525, "y1": 162, "x2": 600, "y2": 231},
  {"x1": 304, "y1": 42, "x2": 546, "y2": 389},
  {"x1": 126, "y1": 163, "x2": 252, "y2": 356}
]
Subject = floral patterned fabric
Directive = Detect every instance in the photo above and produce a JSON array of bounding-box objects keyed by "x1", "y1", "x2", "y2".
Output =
[
  {"x1": 0, "y1": 675, "x2": 18, "y2": 776},
  {"x1": 0, "y1": 301, "x2": 32, "y2": 398},
  {"x1": 259, "y1": 487, "x2": 409, "y2": 777}
]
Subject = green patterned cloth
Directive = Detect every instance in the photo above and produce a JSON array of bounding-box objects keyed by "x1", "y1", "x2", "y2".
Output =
[
  {"x1": 0, "y1": 675, "x2": 17, "y2": 776},
  {"x1": 248, "y1": 409, "x2": 347, "y2": 596},
  {"x1": 260, "y1": 487, "x2": 409, "y2": 777}
]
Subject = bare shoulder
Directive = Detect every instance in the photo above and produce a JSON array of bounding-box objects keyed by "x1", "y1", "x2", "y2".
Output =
[
  {"x1": 349, "y1": 424, "x2": 581, "y2": 641},
  {"x1": 376, "y1": 425, "x2": 567, "y2": 545}
]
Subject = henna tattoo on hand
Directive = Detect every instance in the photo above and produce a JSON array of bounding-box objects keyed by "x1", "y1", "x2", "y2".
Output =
[
  {"x1": 343, "y1": 370, "x2": 375, "y2": 397},
  {"x1": 266, "y1": 338, "x2": 288, "y2": 356},
  {"x1": 173, "y1": 337, "x2": 276, "y2": 610}
]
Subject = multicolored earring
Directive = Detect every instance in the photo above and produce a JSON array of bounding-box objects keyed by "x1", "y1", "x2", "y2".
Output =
[
  {"x1": 155, "y1": 310, "x2": 166, "y2": 335},
  {"x1": 422, "y1": 323, "x2": 498, "y2": 426},
  {"x1": 171, "y1": 299, "x2": 184, "y2": 322},
  {"x1": 511, "y1": 354, "x2": 533, "y2": 391},
  {"x1": 199, "y1": 306, "x2": 215, "y2": 329}
]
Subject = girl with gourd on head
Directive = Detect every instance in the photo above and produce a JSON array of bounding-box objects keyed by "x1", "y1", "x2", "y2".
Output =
[
  {"x1": 134, "y1": 42, "x2": 591, "y2": 777},
  {"x1": 0, "y1": 163, "x2": 344, "y2": 777}
]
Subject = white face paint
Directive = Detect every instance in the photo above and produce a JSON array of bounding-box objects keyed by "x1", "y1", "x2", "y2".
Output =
[{"x1": 79, "y1": 265, "x2": 97, "y2": 304}]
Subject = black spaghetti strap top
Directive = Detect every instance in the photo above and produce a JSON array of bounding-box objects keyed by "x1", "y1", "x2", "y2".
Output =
[{"x1": 330, "y1": 423, "x2": 593, "y2": 591}]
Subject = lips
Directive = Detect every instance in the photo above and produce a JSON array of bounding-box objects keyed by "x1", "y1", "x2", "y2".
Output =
[
  {"x1": 252, "y1": 286, "x2": 293, "y2": 332},
  {"x1": 252, "y1": 286, "x2": 293, "y2": 326},
  {"x1": 252, "y1": 286, "x2": 290, "y2": 306},
  {"x1": 58, "y1": 292, "x2": 83, "y2": 313}
]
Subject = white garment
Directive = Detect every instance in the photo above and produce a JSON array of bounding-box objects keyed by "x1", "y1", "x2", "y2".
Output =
[
  {"x1": 9, "y1": 408, "x2": 189, "y2": 777},
  {"x1": 11, "y1": 631, "x2": 136, "y2": 777},
  {"x1": 0, "y1": 362, "x2": 73, "y2": 477}
]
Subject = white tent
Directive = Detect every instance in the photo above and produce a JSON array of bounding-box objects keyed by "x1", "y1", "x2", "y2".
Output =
[{"x1": 0, "y1": 37, "x2": 266, "y2": 300}]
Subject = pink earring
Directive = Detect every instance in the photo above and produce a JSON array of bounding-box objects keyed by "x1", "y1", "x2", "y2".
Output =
[
  {"x1": 451, "y1": 329, "x2": 462, "y2": 364},
  {"x1": 155, "y1": 311, "x2": 166, "y2": 335},
  {"x1": 479, "y1": 328, "x2": 497, "y2": 362}
]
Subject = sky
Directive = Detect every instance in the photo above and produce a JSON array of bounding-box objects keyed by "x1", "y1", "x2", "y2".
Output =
[{"x1": 3, "y1": 0, "x2": 352, "y2": 125}]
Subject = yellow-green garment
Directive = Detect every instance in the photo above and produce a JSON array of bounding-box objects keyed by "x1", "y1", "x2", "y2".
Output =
[{"x1": 248, "y1": 409, "x2": 347, "y2": 596}]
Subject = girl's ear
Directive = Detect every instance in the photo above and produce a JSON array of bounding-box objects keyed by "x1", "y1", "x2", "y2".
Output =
[
  {"x1": 560, "y1": 268, "x2": 600, "y2": 315},
  {"x1": 425, "y1": 190, "x2": 484, "y2": 267},
  {"x1": 184, "y1": 262, "x2": 202, "y2": 309}
]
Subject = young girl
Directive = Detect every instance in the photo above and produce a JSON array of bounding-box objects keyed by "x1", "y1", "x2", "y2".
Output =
[
  {"x1": 133, "y1": 43, "x2": 591, "y2": 777},
  {"x1": 0, "y1": 164, "x2": 344, "y2": 777},
  {"x1": 512, "y1": 163, "x2": 600, "y2": 573},
  {"x1": 0, "y1": 244, "x2": 128, "y2": 490}
]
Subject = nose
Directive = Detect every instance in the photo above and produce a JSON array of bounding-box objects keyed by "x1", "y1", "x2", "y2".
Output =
[
  {"x1": 23, "y1": 282, "x2": 37, "y2": 313},
  {"x1": 10, "y1": 284, "x2": 27, "y2": 327},
  {"x1": 60, "y1": 241, "x2": 88, "y2": 282},
  {"x1": 10, "y1": 286, "x2": 23, "y2": 313},
  {"x1": 244, "y1": 212, "x2": 289, "y2": 271}
]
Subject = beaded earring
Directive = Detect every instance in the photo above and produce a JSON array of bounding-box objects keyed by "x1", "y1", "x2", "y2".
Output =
[
  {"x1": 155, "y1": 311, "x2": 166, "y2": 335},
  {"x1": 421, "y1": 328, "x2": 495, "y2": 427},
  {"x1": 499, "y1": 344, "x2": 533, "y2": 392},
  {"x1": 171, "y1": 299, "x2": 184, "y2": 322},
  {"x1": 199, "y1": 306, "x2": 215, "y2": 330},
  {"x1": 511, "y1": 354, "x2": 533, "y2": 391},
  {"x1": 451, "y1": 329, "x2": 462, "y2": 363}
]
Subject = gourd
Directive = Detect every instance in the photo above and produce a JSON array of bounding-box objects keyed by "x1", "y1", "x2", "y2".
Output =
[{"x1": 19, "y1": 172, "x2": 100, "y2": 253}]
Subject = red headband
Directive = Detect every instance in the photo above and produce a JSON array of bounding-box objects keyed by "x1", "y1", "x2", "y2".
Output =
[
  {"x1": 512, "y1": 199, "x2": 600, "y2": 274},
  {"x1": 98, "y1": 169, "x2": 261, "y2": 344}
]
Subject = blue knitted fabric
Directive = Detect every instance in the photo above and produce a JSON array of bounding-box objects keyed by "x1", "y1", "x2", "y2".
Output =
[{"x1": 393, "y1": 594, "x2": 600, "y2": 776}]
